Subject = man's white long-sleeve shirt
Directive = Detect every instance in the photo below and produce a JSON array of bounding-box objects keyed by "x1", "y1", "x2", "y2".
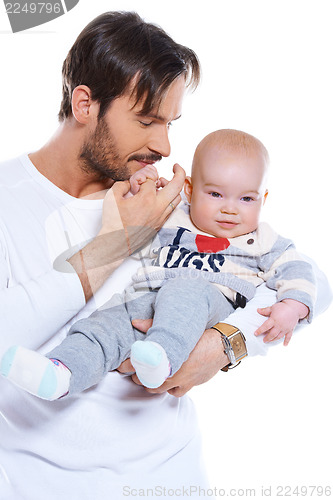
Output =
[{"x1": 0, "y1": 155, "x2": 331, "y2": 499}]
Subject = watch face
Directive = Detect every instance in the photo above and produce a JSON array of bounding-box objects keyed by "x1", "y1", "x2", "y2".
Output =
[{"x1": 230, "y1": 334, "x2": 247, "y2": 360}]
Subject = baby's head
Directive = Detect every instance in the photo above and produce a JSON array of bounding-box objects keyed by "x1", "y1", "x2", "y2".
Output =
[{"x1": 184, "y1": 129, "x2": 269, "y2": 238}]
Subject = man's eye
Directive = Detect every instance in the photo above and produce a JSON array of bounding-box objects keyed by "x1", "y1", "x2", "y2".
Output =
[
  {"x1": 139, "y1": 121, "x2": 153, "y2": 127},
  {"x1": 210, "y1": 192, "x2": 221, "y2": 198}
]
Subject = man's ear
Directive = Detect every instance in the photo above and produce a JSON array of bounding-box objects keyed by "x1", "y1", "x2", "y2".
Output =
[
  {"x1": 71, "y1": 85, "x2": 99, "y2": 124},
  {"x1": 263, "y1": 189, "x2": 269, "y2": 205},
  {"x1": 184, "y1": 176, "x2": 193, "y2": 203}
]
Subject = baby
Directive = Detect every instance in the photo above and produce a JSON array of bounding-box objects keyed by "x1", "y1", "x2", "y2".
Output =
[{"x1": 0, "y1": 130, "x2": 316, "y2": 399}]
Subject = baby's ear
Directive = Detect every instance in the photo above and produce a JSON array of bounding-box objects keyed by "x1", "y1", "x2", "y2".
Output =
[
  {"x1": 184, "y1": 177, "x2": 193, "y2": 203},
  {"x1": 263, "y1": 189, "x2": 269, "y2": 205}
]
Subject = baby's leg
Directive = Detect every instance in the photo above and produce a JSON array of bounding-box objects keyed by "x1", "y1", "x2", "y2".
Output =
[
  {"x1": 47, "y1": 293, "x2": 149, "y2": 396},
  {"x1": 130, "y1": 276, "x2": 234, "y2": 388},
  {"x1": 0, "y1": 291, "x2": 151, "y2": 399}
]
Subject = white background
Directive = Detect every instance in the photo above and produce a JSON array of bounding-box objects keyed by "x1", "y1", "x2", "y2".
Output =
[{"x1": 1, "y1": 0, "x2": 332, "y2": 494}]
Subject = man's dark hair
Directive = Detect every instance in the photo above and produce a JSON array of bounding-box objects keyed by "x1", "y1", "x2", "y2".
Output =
[{"x1": 58, "y1": 11, "x2": 200, "y2": 121}]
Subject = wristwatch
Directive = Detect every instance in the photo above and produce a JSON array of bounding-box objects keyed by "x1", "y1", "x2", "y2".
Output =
[{"x1": 211, "y1": 323, "x2": 248, "y2": 372}]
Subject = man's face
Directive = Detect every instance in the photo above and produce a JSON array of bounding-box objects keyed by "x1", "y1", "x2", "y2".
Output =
[{"x1": 79, "y1": 76, "x2": 186, "y2": 182}]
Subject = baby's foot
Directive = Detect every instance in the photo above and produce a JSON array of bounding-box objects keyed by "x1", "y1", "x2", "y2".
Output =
[
  {"x1": 130, "y1": 341, "x2": 171, "y2": 389},
  {"x1": 0, "y1": 346, "x2": 71, "y2": 400}
]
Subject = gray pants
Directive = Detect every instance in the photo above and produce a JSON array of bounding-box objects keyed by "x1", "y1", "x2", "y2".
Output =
[{"x1": 48, "y1": 276, "x2": 235, "y2": 395}]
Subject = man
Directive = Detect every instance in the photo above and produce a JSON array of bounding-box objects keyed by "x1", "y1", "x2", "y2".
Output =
[{"x1": 0, "y1": 11, "x2": 330, "y2": 500}]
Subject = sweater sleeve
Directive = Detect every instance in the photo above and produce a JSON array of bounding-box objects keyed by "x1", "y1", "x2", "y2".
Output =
[
  {"x1": 222, "y1": 256, "x2": 331, "y2": 356},
  {"x1": 257, "y1": 235, "x2": 317, "y2": 322}
]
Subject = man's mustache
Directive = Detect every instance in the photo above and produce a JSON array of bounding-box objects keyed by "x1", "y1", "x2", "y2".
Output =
[{"x1": 128, "y1": 154, "x2": 162, "y2": 164}]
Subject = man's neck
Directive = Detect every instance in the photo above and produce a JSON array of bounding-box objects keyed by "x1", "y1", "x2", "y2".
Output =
[{"x1": 29, "y1": 121, "x2": 114, "y2": 199}]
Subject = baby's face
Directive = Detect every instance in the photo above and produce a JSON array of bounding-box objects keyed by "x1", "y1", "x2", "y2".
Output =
[{"x1": 184, "y1": 145, "x2": 268, "y2": 238}]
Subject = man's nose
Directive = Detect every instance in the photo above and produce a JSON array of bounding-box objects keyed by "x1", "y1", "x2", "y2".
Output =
[{"x1": 148, "y1": 126, "x2": 171, "y2": 157}]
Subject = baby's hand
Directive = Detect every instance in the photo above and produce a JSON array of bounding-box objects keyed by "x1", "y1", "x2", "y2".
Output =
[
  {"x1": 254, "y1": 299, "x2": 309, "y2": 346},
  {"x1": 129, "y1": 164, "x2": 161, "y2": 195}
]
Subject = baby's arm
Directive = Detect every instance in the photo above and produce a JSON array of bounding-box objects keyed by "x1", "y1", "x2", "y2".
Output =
[{"x1": 254, "y1": 299, "x2": 309, "y2": 346}]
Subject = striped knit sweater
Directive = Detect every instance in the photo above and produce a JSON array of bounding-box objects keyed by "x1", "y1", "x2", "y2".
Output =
[{"x1": 132, "y1": 203, "x2": 316, "y2": 321}]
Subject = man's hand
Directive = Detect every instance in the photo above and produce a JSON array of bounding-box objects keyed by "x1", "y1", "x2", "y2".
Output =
[
  {"x1": 255, "y1": 299, "x2": 309, "y2": 346},
  {"x1": 117, "y1": 319, "x2": 230, "y2": 397},
  {"x1": 100, "y1": 163, "x2": 185, "y2": 254},
  {"x1": 68, "y1": 163, "x2": 185, "y2": 301}
]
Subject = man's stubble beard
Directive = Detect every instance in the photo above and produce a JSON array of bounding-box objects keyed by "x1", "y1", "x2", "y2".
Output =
[{"x1": 79, "y1": 116, "x2": 130, "y2": 182}]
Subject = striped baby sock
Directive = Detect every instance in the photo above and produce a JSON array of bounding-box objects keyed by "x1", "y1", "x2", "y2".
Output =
[{"x1": 0, "y1": 345, "x2": 71, "y2": 400}]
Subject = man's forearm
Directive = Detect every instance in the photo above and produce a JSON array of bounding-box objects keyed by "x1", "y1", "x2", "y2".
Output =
[
  {"x1": 68, "y1": 230, "x2": 129, "y2": 302},
  {"x1": 69, "y1": 166, "x2": 185, "y2": 302}
]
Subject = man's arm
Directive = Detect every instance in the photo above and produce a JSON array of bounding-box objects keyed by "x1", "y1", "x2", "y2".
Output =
[
  {"x1": 0, "y1": 165, "x2": 184, "y2": 353},
  {"x1": 0, "y1": 266, "x2": 85, "y2": 353},
  {"x1": 68, "y1": 164, "x2": 185, "y2": 302},
  {"x1": 124, "y1": 285, "x2": 275, "y2": 397},
  {"x1": 122, "y1": 261, "x2": 332, "y2": 397},
  {"x1": 120, "y1": 321, "x2": 230, "y2": 397}
]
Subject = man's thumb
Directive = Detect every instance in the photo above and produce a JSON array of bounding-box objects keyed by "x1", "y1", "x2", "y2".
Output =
[
  {"x1": 111, "y1": 180, "x2": 131, "y2": 198},
  {"x1": 132, "y1": 318, "x2": 153, "y2": 333}
]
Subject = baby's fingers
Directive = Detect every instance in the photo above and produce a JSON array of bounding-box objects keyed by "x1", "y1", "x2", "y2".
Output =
[
  {"x1": 283, "y1": 331, "x2": 293, "y2": 347},
  {"x1": 136, "y1": 164, "x2": 159, "y2": 181},
  {"x1": 254, "y1": 318, "x2": 274, "y2": 337},
  {"x1": 257, "y1": 306, "x2": 272, "y2": 317},
  {"x1": 157, "y1": 177, "x2": 169, "y2": 188},
  {"x1": 263, "y1": 329, "x2": 283, "y2": 343}
]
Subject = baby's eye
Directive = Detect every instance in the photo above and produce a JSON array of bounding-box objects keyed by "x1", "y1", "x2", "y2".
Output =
[
  {"x1": 241, "y1": 196, "x2": 254, "y2": 202},
  {"x1": 209, "y1": 192, "x2": 222, "y2": 198}
]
